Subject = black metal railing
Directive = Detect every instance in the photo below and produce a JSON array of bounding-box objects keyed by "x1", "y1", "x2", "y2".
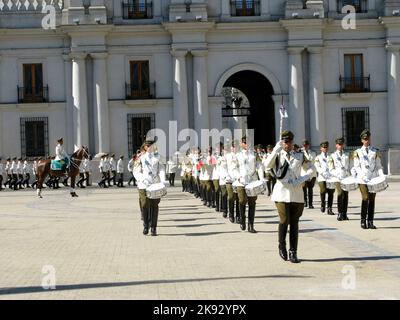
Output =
[
  {"x1": 230, "y1": 0, "x2": 260, "y2": 17},
  {"x1": 17, "y1": 86, "x2": 49, "y2": 103},
  {"x1": 126, "y1": 82, "x2": 156, "y2": 100},
  {"x1": 339, "y1": 76, "x2": 370, "y2": 93},
  {"x1": 222, "y1": 106, "x2": 251, "y2": 118},
  {"x1": 122, "y1": 1, "x2": 153, "y2": 19},
  {"x1": 337, "y1": 0, "x2": 368, "y2": 13}
]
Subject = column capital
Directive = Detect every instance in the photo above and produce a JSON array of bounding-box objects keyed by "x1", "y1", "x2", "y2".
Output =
[
  {"x1": 69, "y1": 52, "x2": 88, "y2": 61},
  {"x1": 91, "y1": 52, "x2": 108, "y2": 60},
  {"x1": 191, "y1": 49, "x2": 208, "y2": 57},
  {"x1": 386, "y1": 43, "x2": 400, "y2": 52},
  {"x1": 170, "y1": 49, "x2": 188, "y2": 58},
  {"x1": 287, "y1": 46, "x2": 305, "y2": 55},
  {"x1": 62, "y1": 54, "x2": 72, "y2": 62},
  {"x1": 307, "y1": 46, "x2": 324, "y2": 54}
]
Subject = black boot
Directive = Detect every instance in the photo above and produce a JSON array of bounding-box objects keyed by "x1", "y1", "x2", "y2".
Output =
[
  {"x1": 235, "y1": 200, "x2": 240, "y2": 224},
  {"x1": 361, "y1": 219, "x2": 368, "y2": 229},
  {"x1": 215, "y1": 191, "x2": 220, "y2": 212},
  {"x1": 368, "y1": 221, "x2": 377, "y2": 229},
  {"x1": 239, "y1": 204, "x2": 246, "y2": 231},
  {"x1": 320, "y1": 193, "x2": 326, "y2": 213},
  {"x1": 327, "y1": 207, "x2": 335, "y2": 216},
  {"x1": 308, "y1": 187, "x2": 314, "y2": 209},
  {"x1": 228, "y1": 199, "x2": 235, "y2": 223},
  {"x1": 247, "y1": 202, "x2": 257, "y2": 233},
  {"x1": 289, "y1": 250, "x2": 300, "y2": 264},
  {"x1": 303, "y1": 187, "x2": 308, "y2": 207},
  {"x1": 361, "y1": 200, "x2": 368, "y2": 229},
  {"x1": 278, "y1": 224, "x2": 288, "y2": 261},
  {"x1": 337, "y1": 212, "x2": 343, "y2": 221}
]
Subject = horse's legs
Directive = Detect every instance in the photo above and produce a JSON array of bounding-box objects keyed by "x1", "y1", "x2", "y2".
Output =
[
  {"x1": 70, "y1": 175, "x2": 78, "y2": 197},
  {"x1": 37, "y1": 176, "x2": 43, "y2": 198}
]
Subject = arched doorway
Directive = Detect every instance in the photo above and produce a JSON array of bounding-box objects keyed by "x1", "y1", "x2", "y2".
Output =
[{"x1": 222, "y1": 70, "x2": 276, "y2": 146}]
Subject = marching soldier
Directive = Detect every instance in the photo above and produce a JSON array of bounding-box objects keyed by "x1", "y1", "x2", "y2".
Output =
[
  {"x1": 84, "y1": 156, "x2": 92, "y2": 187},
  {"x1": 133, "y1": 140, "x2": 166, "y2": 236},
  {"x1": 264, "y1": 131, "x2": 316, "y2": 263},
  {"x1": 226, "y1": 141, "x2": 240, "y2": 224},
  {"x1": 236, "y1": 137, "x2": 264, "y2": 233},
  {"x1": 117, "y1": 155, "x2": 125, "y2": 187},
  {"x1": 315, "y1": 141, "x2": 335, "y2": 215},
  {"x1": 127, "y1": 154, "x2": 137, "y2": 187},
  {"x1": 77, "y1": 160, "x2": 86, "y2": 188},
  {"x1": 4, "y1": 158, "x2": 12, "y2": 188},
  {"x1": 22, "y1": 158, "x2": 31, "y2": 188},
  {"x1": 10, "y1": 157, "x2": 18, "y2": 190},
  {"x1": 301, "y1": 140, "x2": 317, "y2": 209},
  {"x1": 16, "y1": 158, "x2": 24, "y2": 190},
  {"x1": 108, "y1": 154, "x2": 117, "y2": 186},
  {"x1": 211, "y1": 146, "x2": 220, "y2": 211},
  {"x1": 352, "y1": 130, "x2": 384, "y2": 229},
  {"x1": 217, "y1": 143, "x2": 229, "y2": 218},
  {"x1": 329, "y1": 137, "x2": 350, "y2": 221},
  {"x1": 98, "y1": 154, "x2": 109, "y2": 188},
  {"x1": 166, "y1": 157, "x2": 177, "y2": 187},
  {"x1": 199, "y1": 147, "x2": 214, "y2": 208},
  {"x1": 31, "y1": 158, "x2": 39, "y2": 189}
]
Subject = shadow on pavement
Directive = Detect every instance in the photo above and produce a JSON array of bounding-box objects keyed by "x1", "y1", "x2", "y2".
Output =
[
  {"x1": 302, "y1": 255, "x2": 400, "y2": 263},
  {"x1": 0, "y1": 274, "x2": 314, "y2": 296}
]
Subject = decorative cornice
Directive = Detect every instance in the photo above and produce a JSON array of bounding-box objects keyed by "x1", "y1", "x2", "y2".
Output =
[
  {"x1": 163, "y1": 21, "x2": 215, "y2": 34},
  {"x1": 90, "y1": 52, "x2": 108, "y2": 59}
]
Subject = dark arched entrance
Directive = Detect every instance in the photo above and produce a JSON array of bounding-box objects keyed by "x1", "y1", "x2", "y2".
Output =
[{"x1": 223, "y1": 70, "x2": 276, "y2": 147}]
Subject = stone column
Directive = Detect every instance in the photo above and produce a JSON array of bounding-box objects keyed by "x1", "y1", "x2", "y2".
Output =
[
  {"x1": 192, "y1": 49, "x2": 210, "y2": 136},
  {"x1": 70, "y1": 52, "x2": 89, "y2": 150},
  {"x1": 261, "y1": 0, "x2": 271, "y2": 18},
  {"x1": 171, "y1": 49, "x2": 190, "y2": 134},
  {"x1": 0, "y1": 55, "x2": 3, "y2": 156},
  {"x1": 288, "y1": 47, "x2": 306, "y2": 140},
  {"x1": 92, "y1": 52, "x2": 110, "y2": 154},
  {"x1": 308, "y1": 46, "x2": 326, "y2": 146},
  {"x1": 221, "y1": 0, "x2": 231, "y2": 18},
  {"x1": 63, "y1": 54, "x2": 74, "y2": 154},
  {"x1": 386, "y1": 44, "x2": 400, "y2": 147}
]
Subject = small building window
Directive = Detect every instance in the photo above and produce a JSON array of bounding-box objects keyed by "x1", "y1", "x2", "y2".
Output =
[
  {"x1": 231, "y1": 0, "x2": 260, "y2": 17},
  {"x1": 340, "y1": 54, "x2": 370, "y2": 93},
  {"x1": 19, "y1": 64, "x2": 48, "y2": 103},
  {"x1": 20, "y1": 117, "x2": 49, "y2": 158},
  {"x1": 342, "y1": 107, "x2": 370, "y2": 149},
  {"x1": 126, "y1": 61, "x2": 155, "y2": 99},
  {"x1": 337, "y1": 0, "x2": 368, "y2": 14}
]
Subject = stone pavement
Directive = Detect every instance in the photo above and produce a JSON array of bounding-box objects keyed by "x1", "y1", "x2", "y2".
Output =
[{"x1": 0, "y1": 181, "x2": 399, "y2": 300}]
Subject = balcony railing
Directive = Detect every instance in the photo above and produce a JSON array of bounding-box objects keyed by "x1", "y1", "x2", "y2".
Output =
[
  {"x1": 17, "y1": 86, "x2": 49, "y2": 103},
  {"x1": 230, "y1": 0, "x2": 260, "y2": 17},
  {"x1": 126, "y1": 82, "x2": 156, "y2": 100},
  {"x1": 337, "y1": 0, "x2": 368, "y2": 13},
  {"x1": 339, "y1": 76, "x2": 370, "y2": 93},
  {"x1": 122, "y1": 1, "x2": 153, "y2": 19}
]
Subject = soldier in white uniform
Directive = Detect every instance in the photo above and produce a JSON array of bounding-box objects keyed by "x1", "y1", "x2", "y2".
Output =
[
  {"x1": 263, "y1": 145, "x2": 276, "y2": 196},
  {"x1": 108, "y1": 154, "x2": 117, "y2": 186},
  {"x1": 217, "y1": 143, "x2": 229, "y2": 217},
  {"x1": 117, "y1": 155, "x2": 125, "y2": 187},
  {"x1": 315, "y1": 141, "x2": 335, "y2": 215},
  {"x1": 352, "y1": 130, "x2": 384, "y2": 229},
  {"x1": 16, "y1": 158, "x2": 24, "y2": 190},
  {"x1": 264, "y1": 131, "x2": 316, "y2": 263},
  {"x1": 236, "y1": 137, "x2": 264, "y2": 233},
  {"x1": 84, "y1": 156, "x2": 92, "y2": 187},
  {"x1": 301, "y1": 140, "x2": 317, "y2": 209},
  {"x1": 0, "y1": 158, "x2": 3, "y2": 191},
  {"x1": 166, "y1": 157, "x2": 178, "y2": 187},
  {"x1": 133, "y1": 140, "x2": 166, "y2": 236},
  {"x1": 190, "y1": 148, "x2": 200, "y2": 197},
  {"x1": 10, "y1": 157, "x2": 18, "y2": 190},
  {"x1": 4, "y1": 158, "x2": 12, "y2": 188},
  {"x1": 199, "y1": 148, "x2": 214, "y2": 208},
  {"x1": 98, "y1": 154, "x2": 109, "y2": 188},
  {"x1": 211, "y1": 146, "x2": 220, "y2": 211},
  {"x1": 22, "y1": 159, "x2": 31, "y2": 188},
  {"x1": 77, "y1": 159, "x2": 86, "y2": 188},
  {"x1": 31, "y1": 158, "x2": 38, "y2": 189},
  {"x1": 127, "y1": 154, "x2": 137, "y2": 187},
  {"x1": 329, "y1": 137, "x2": 351, "y2": 222}
]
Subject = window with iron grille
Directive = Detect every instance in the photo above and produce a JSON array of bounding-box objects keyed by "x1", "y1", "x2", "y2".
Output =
[
  {"x1": 337, "y1": 0, "x2": 368, "y2": 13},
  {"x1": 20, "y1": 117, "x2": 49, "y2": 158},
  {"x1": 127, "y1": 61, "x2": 155, "y2": 99},
  {"x1": 342, "y1": 107, "x2": 370, "y2": 149},
  {"x1": 231, "y1": 0, "x2": 260, "y2": 16},
  {"x1": 127, "y1": 113, "x2": 155, "y2": 157}
]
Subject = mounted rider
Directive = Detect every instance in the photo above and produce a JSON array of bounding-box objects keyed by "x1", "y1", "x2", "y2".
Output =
[{"x1": 53, "y1": 138, "x2": 70, "y2": 173}]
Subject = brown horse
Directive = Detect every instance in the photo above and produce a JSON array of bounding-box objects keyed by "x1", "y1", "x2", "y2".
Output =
[{"x1": 36, "y1": 146, "x2": 89, "y2": 198}]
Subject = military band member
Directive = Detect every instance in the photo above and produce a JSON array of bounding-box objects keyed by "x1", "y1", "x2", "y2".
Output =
[
  {"x1": 264, "y1": 131, "x2": 315, "y2": 263},
  {"x1": 211, "y1": 146, "x2": 220, "y2": 211},
  {"x1": 263, "y1": 145, "x2": 276, "y2": 196},
  {"x1": 84, "y1": 156, "x2": 92, "y2": 187},
  {"x1": 133, "y1": 140, "x2": 166, "y2": 236},
  {"x1": 217, "y1": 143, "x2": 229, "y2": 218},
  {"x1": 77, "y1": 160, "x2": 86, "y2": 188},
  {"x1": 31, "y1": 158, "x2": 39, "y2": 189},
  {"x1": 22, "y1": 159, "x2": 31, "y2": 188},
  {"x1": 0, "y1": 158, "x2": 3, "y2": 191},
  {"x1": 199, "y1": 148, "x2": 214, "y2": 208},
  {"x1": 352, "y1": 130, "x2": 384, "y2": 230},
  {"x1": 226, "y1": 141, "x2": 240, "y2": 223},
  {"x1": 16, "y1": 158, "x2": 24, "y2": 190},
  {"x1": 329, "y1": 137, "x2": 350, "y2": 221},
  {"x1": 236, "y1": 137, "x2": 264, "y2": 233},
  {"x1": 315, "y1": 141, "x2": 335, "y2": 215},
  {"x1": 117, "y1": 156, "x2": 125, "y2": 187},
  {"x1": 301, "y1": 140, "x2": 317, "y2": 209}
]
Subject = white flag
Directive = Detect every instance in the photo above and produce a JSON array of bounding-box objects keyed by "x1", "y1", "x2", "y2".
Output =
[{"x1": 280, "y1": 105, "x2": 288, "y2": 118}]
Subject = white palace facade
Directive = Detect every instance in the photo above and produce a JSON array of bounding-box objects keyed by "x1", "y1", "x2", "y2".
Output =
[{"x1": 1, "y1": 0, "x2": 400, "y2": 173}]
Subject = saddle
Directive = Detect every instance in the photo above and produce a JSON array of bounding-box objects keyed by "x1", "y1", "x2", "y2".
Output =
[{"x1": 51, "y1": 158, "x2": 69, "y2": 172}]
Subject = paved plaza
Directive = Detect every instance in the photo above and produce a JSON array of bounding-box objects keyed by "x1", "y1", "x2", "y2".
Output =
[{"x1": 0, "y1": 180, "x2": 399, "y2": 300}]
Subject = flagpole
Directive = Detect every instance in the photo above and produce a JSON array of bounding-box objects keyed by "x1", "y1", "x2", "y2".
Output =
[{"x1": 280, "y1": 95, "x2": 284, "y2": 137}]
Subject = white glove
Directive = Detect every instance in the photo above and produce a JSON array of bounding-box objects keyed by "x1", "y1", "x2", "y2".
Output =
[
  {"x1": 378, "y1": 169, "x2": 385, "y2": 177},
  {"x1": 239, "y1": 176, "x2": 246, "y2": 185},
  {"x1": 362, "y1": 176, "x2": 370, "y2": 183},
  {"x1": 273, "y1": 140, "x2": 284, "y2": 153},
  {"x1": 143, "y1": 179, "x2": 151, "y2": 187}
]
